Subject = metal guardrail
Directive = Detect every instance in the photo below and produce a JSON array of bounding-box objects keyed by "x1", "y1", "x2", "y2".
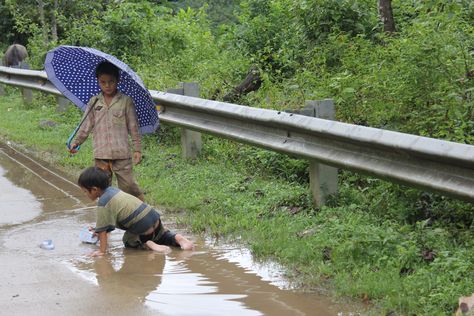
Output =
[
  {"x1": 1, "y1": 66, "x2": 474, "y2": 203},
  {"x1": 0, "y1": 66, "x2": 60, "y2": 95}
]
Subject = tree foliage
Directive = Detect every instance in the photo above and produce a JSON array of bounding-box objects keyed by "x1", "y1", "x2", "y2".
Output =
[
  {"x1": 162, "y1": 0, "x2": 241, "y2": 27},
  {"x1": 230, "y1": 0, "x2": 474, "y2": 143}
]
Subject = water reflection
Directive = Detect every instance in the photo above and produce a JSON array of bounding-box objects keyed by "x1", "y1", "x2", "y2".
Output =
[
  {"x1": 72, "y1": 249, "x2": 261, "y2": 316},
  {"x1": 0, "y1": 165, "x2": 42, "y2": 225},
  {"x1": 212, "y1": 244, "x2": 288, "y2": 289},
  {"x1": 76, "y1": 250, "x2": 165, "y2": 302},
  {"x1": 147, "y1": 252, "x2": 261, "y2": 316}
]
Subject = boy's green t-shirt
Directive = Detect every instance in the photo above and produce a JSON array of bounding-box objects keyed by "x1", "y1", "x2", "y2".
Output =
[{"x1": 95, "y1": 187, "x2": 160, "y2": 235}]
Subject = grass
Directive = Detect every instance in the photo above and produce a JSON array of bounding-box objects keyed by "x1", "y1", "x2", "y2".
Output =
[{"x1": 1, "y1": 87, "x2": 474, "y2": 315}]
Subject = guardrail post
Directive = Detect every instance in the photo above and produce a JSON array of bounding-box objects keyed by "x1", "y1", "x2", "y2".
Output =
[
  {"x1": 18, "y1": 62, "x2": 33, "y2": 105},
  {"x1": 0, "y1": 61, "x2": 4, "y2": 96},
  {"x1": 305, "y1": 99, "x2": 338, "y2": 207},
  {"x1": 167, "y1": 82, "x2": 202, "y2": 159},
  {"x1": 181, "y1": 82, "x2": 202, "y2": 159},
  {"x1": 56, "y1": 95, "x2": 71, "y2": 112}
]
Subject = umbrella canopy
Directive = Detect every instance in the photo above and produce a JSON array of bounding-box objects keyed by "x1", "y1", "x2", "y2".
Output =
[{"x1": 44, "y1": 45, "x2": 159, "y2": 134}]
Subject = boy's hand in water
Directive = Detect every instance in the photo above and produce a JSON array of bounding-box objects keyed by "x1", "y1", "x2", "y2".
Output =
[
  {"x1": 88, "y1": 226, "x2": 98, "y2": 238},
  {"x1": 89, "y1": 250, "x2": 105, "y2": 257}
]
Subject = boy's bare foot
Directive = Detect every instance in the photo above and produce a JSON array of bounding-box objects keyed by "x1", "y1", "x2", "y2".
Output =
[
  {"x1": 145, "y1": 240, "x2": 171, "y2": 254},
  {"x1": 175, "y1": 234, "x2": 194, "y2": 250}
]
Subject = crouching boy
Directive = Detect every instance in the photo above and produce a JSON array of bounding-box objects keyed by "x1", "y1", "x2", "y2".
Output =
[{"x1": 78, "y1": 166, "x2": 194, "y2": 257}]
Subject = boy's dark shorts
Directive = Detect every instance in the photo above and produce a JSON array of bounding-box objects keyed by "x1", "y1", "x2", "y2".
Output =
[{"x1": 123, "y1": 221, "x2": 179, "y2": 249}]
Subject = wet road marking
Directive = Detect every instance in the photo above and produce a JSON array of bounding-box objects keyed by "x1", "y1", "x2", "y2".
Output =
[
  {"x1": 4, "y1": 144, "x2": 79, "y2": 187},
  {"x1": 0, "y1": 148, "x2": 82, "y2": 204}
]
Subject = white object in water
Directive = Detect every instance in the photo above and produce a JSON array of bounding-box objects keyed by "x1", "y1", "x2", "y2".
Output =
[
  {"x1": 40, "y1": 239, "x2": 55, "y2": 250},
  {"x1": 79, "y1": 227, "x2": 98, "y2": 244}
]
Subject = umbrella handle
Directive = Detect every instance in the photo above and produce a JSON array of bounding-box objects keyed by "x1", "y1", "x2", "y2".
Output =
[
  {"x1": 66, "y1": 125, "x2": 81, "y2": 151},
  {"x1": 66, "y1": 97, "x2": 99, "y2": 152}
]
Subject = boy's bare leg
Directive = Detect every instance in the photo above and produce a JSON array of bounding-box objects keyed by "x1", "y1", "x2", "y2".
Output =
[
  {"x1": 145, "y1": 240, "x2": 171, "y2": 254},
  {"x1": 175, "y1": 234, "x2": 194, "y2": 250}
]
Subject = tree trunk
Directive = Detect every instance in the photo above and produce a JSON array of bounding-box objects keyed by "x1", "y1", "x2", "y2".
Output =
[
  {"x1": 223, "y1": 66, "x2": 262, "y2": 103},
  {"x1": 51, "y1": 0, "x2": 58, "y2": 42},
  {"x1": 378, "y1": 0, "x2": 396, "y2": 33},
  {"x1": 36, "y1": 0, "x2": 48, "y2": 42}
]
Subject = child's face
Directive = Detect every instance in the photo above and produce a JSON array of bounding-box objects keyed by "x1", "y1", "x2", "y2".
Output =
[
  {"x1": 97, "y1": 73, "x2": 118, "y2": 97},
  {"x1": 80, "y1": 186, "x2": 101, "y2": 201}
]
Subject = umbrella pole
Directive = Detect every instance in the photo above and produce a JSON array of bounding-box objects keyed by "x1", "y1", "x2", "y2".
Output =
[{"x1": 66, "y1": 97, "x2": 99, "y2": 151}]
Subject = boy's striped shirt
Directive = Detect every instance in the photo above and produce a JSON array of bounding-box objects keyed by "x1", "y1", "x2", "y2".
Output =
[{"x1": 95, "y1": 187, "x2": 159, "y2": 234}]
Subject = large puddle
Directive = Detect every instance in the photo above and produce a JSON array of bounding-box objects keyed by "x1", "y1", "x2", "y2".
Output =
[{"x1": 0, "y1": 142, "x2": 360, "y2": 315}]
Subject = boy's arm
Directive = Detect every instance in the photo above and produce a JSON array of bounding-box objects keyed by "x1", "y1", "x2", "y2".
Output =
[
  {"x1": 74, "y1": 97, "x2": 97, "y2": 146},
  {"x1": 89, "y1": 231, "x2": 108, "y2": 257}
]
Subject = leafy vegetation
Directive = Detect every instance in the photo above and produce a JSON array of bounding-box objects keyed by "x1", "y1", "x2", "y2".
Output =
[{"x1": 1, "y1": 1, "x2": 474, "y2": 315}]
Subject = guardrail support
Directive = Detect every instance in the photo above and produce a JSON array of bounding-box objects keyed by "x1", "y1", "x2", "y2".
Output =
[
  {"x1": 19, "y1": 62, "x2": 33, "y2": 105},
  {"x1": 167, "y1": 82, "x2": 202, "y2": 159},
  {"x1": 304, "y1": 100, "x2": 338, "y2": 207},
  {"x1": 181, "y1": 83, "x2": 202, "y2": 159},
  {"x1": 0, "y1": 62, "x2": 4, "y2": 96},
  {"x1": 56, "y1": 95, "x2": 71, "y2": 112}
]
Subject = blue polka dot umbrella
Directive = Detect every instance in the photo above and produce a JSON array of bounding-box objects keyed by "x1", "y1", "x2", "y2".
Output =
[{"x1": 44, "y1": 45, "x2": 159, "y2": 135}]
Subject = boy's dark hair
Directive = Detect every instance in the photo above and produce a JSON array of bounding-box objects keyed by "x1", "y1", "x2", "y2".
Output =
[
  {"x1": 78, "y1": 167, "x2": 110, "y2": 191},
  {"x1": 95, "y1": 61, "x2": 120, "y2": 81}
]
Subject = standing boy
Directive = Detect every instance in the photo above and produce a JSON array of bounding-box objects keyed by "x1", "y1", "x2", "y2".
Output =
[
  {"x1": 78, "y1": 166, "x2": 194, "y2": 257},
  {"x1": 69, "y1": 61, "x2": 144, "y2": 200}
]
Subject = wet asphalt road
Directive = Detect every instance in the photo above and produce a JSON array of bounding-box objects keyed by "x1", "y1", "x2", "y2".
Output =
[{"x1": 0, "y1": 142, "x2": 352, "y2": 316}]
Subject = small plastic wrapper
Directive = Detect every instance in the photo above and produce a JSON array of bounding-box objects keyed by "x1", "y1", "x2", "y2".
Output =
[
  {"x1": 39, "y1": 239, "x2": 55, "y2": 250},
  {"x1": 79, "y1": 227, "x2": 98, "y2": 244}
]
